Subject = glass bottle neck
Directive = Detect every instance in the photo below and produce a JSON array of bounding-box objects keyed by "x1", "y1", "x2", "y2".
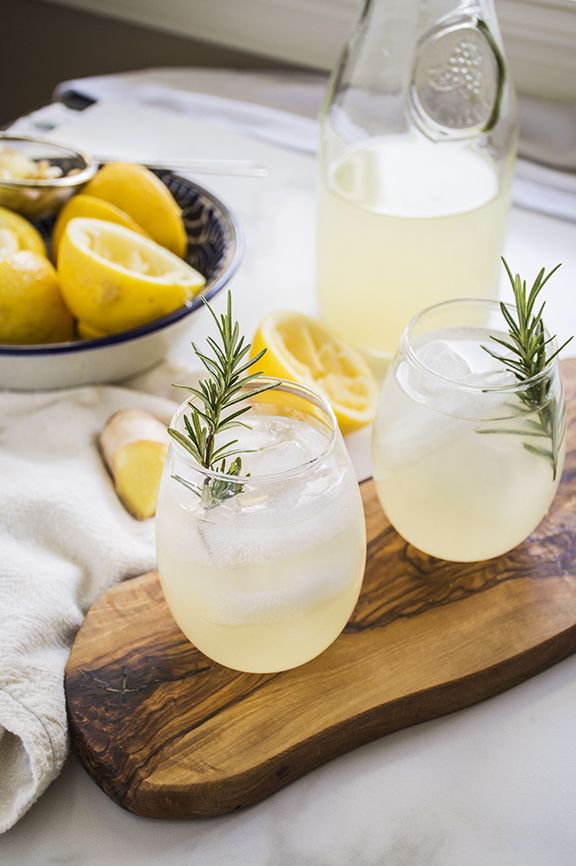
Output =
[
  {"x1": 356, "y1": 0, "x2": 501, "y2": 38},
  {"x1": 359, "y1": 0, "x2": 495, "y2": 17}
]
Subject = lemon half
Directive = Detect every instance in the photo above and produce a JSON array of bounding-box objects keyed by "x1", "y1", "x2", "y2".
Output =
[
  {"x1": 76, "y1": 320, "x2": 107, "y2": 341},
  {"x1": 83, "y1": 163, "x2": 187, "y2": 256},
  {"x1": 58, "y1": 218, "x2": 205, "y2": 334},
  {"x1": 251, "y1": 311, "x2": 378, "y2": 434},
  {"x1": 52, "y1": 194, "x2": 149, "y2": 259},
  {"x1": 0, "y1": 206, "x2": 46, "y2": 258}
]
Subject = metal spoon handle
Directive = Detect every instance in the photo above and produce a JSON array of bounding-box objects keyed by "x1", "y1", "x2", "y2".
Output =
[{"x1": 95, "y1": 155, "x2": 268, "y2": 178}]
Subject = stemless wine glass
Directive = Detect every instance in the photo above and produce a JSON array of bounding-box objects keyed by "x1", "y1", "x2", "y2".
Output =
[
  {"x1": 372, "y1": 299, "x2": 566, "y2": 562},
  {"x1": 156, "y1": 378, "x2": 366, "y2": 673}
]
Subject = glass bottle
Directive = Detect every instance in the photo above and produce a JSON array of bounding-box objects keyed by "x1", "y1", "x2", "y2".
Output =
[{"x1": 316, "y1": 0, "x2": 517, "y2": 370}]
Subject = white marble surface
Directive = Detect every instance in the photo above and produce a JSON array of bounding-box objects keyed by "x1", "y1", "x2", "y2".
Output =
[
  {"x1": 1, "y1": 654, "x2": 575, "y2": 866},
  {"x1": 2, "y1": 105, "x2": 576, "y2": 865}
]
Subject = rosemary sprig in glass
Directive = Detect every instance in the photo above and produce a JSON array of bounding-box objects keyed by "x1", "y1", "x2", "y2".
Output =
[
  {"x1": 480, "y1": 259, "x2": 573, "y2": 479},
  {"x1": 168, "y1": 291, "x2": 276, "y2": 507}
]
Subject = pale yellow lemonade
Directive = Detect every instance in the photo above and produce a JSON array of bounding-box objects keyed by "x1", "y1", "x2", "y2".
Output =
[
  {"x1": 372, "y1": 326, "x2": 565, "y2": 562},
  {"x1": 317, "y1": 137, "x2": 512, "y2": 363},
  {"x1": 156, "y1": 410, "x2": 366, "y2": 673}
]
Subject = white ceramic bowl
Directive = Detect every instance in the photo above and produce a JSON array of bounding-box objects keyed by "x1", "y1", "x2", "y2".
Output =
[{"x1": 0, "y1": 172, "x2": 243, "y2": 391}]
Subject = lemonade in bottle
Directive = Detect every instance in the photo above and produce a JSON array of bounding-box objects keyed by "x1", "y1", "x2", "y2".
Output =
[{"x1": 316, "y1": 0, "x2": 517, "y2": 366}]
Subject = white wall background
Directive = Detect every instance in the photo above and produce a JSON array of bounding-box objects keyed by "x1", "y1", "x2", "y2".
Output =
[{"x1": 37, "y1": 0, "x2": 576, "y2": 100}]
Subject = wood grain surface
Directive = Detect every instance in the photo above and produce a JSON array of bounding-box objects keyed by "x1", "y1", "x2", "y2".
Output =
[{"x1": 65, "y1": 359, "x2": 576, "y2": 818}]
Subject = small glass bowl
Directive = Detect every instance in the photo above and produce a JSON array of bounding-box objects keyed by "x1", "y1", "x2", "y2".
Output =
[{"x1": 0, "y1": 133, "x2": 96, "y2": 220}]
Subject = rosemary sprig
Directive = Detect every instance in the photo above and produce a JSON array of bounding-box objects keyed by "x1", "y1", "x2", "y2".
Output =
[
  {"x1": 168, "y1": 291, "x2": 276, "y2": 507},
  {"x1": 480, "y1": 258, "x2": 573, "y2": 479}
]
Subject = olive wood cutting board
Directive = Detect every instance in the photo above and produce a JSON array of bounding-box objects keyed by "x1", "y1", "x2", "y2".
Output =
[{"x1": 65, "y1": 358, "x2": 576, "y2": 818}]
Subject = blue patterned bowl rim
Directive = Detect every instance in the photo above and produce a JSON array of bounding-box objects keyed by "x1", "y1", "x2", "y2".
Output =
[{"x1": 0, "y1": 174, "x2": 243, "y2": 356}]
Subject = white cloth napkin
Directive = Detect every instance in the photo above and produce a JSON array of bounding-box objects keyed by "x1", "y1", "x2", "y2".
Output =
[
  {"x1": 0, "y1": 358, "x2": 373, "y2": 834},
  {"x1": 0, "y1": 368, "x2": 183, "y2": 834}
]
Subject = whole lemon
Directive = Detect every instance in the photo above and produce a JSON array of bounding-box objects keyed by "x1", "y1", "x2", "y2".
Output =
[{"x1": 0, "y1": 251, "x2": 74, "y2": 344}]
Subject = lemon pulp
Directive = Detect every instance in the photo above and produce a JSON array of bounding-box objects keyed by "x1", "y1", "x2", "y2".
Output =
[
  {"x1": 251, "y1": 311, "x2": 377, "y2": 433},
  {"x1": 58, "y1": 218, "x2": 205, "y2": 334}
]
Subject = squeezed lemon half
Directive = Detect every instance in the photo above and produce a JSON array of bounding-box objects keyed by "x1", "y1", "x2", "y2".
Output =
[
  {"x1": 0, "y1": 206, "x2": 46, "y2": 258},
  {"x1": 52, "y1": 194, "x2": 149, "y2": 259},
  {"x1": 58, "y1": 218, "x2": 205, "y2": 334},
  {"x1": 76, "y1": 320, "x2": 107, "y2": 341},
  {"x1": 251, "y1": 311, "x2": 378, "y2": 434}
]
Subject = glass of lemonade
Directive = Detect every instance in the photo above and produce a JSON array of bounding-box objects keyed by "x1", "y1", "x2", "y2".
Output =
[
  {"x1": 156, "y1": 379, "x2": 366, "y2": 673},
  {"x1": 372, "y1": 299, "x2": 566, "y2": 562}
]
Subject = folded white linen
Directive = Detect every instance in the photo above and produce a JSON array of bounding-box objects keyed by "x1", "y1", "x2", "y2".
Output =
[
  {"x1": 53, "y1": 67, "x2": 326, "y2": 120},
  {"x1": 0, "y1": 368, "x2": 182, "y2": 834},
  {"x1": 513, "y1": 159, "x2": 576, "y2": 223}
]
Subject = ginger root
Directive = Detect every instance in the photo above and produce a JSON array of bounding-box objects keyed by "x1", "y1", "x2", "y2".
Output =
[{"x1": 99, "y1": 409, "x2": 169, "y2": 520}]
